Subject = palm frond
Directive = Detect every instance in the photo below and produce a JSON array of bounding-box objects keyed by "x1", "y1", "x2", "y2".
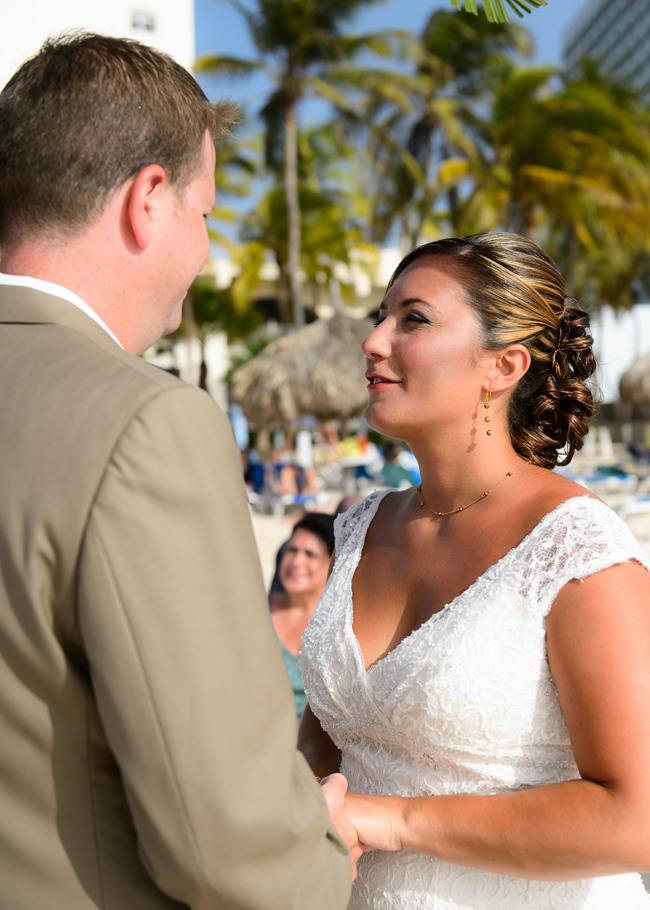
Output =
[
  {"x1": 449, "y1": 0, "x2": 548, "y2": 23},
  {"x1": 306, "y1": 72, "x2": 415, "y2": 115},
  {"x1": 206, "y1": 223, "x2": 238, "y2": 255},
  {"x1": 194, "y1": 54, "x2": 266, "y2": 78},
  {"x1": 335, "y1": 29, "x2": 421, "y2": 64}
]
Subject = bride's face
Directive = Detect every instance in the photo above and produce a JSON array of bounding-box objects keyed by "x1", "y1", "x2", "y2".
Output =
[{"x1": 362, "y1": 256, "x2": 492, "y2": 442}]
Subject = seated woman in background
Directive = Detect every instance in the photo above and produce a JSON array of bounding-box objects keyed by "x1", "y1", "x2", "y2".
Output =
[{"x1": 270, "y1": 513, "x2": 335, "y2": 722}]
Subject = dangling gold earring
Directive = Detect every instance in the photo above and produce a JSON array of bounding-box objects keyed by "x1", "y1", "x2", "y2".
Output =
[{"x1": 484, "y1": 389, "x2": 492, "y2": 436}]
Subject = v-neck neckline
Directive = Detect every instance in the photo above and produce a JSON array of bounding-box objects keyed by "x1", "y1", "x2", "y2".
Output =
[{"x1": 346, "y1": 490, "x2": 595, "y2": 676}]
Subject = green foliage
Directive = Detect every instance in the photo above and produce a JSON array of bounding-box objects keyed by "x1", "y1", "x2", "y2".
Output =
[
  {"x1": 198, "y1": 123, "x2": 261, "y2": 255},
  {"x1": 461, "y1": 59, "x2": 650, "y2": 307},
  {"x1": 355, "y1": 7, "x2": 530, "y2": 246},
  {"x1": 190, "y1": 278, "x2": 264, "y2": 343},
  {"x1": 230, "y1": 121, "x2": 380, "y2": 316},
  {"x1": 233, "y1": 180, "x2": 373, "y2": 306},
  {"x1": 367, "y1": 429, "x2": 394, "y2": 448},
  {"x1": 449, "y1": 0, "x2": 548, "y2": 23}
]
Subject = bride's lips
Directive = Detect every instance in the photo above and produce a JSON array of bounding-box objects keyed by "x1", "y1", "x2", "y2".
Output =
[{"x1": 366, "y1": 372, "x2": 400, "y2": 390}]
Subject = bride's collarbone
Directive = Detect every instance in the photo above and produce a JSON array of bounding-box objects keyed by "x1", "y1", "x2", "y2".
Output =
[
  {"x1": 352, "y1": 504, "x2": 529, "y2": 629},
  {"x1": 352, "y1": 481, "x2": 587, "y2": 639},
  {"x1": 353, "y1": 538, "x2": 472, "y2": 635}
]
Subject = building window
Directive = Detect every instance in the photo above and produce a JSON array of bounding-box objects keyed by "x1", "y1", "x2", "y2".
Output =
[{"x1": 132, "y1": 10, "x2": 156, "y2": 31}]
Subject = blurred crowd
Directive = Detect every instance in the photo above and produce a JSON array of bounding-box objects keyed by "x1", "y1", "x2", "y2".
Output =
[{"x1": 241, "y1": 422, "x2": 421, "y2": 517}]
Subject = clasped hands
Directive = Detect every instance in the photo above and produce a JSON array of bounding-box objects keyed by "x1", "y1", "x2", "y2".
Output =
[{"x1": 320, "y1": 773, "x2": 406, "y2": 878}]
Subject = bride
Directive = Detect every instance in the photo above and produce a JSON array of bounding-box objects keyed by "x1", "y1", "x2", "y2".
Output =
[{"x1": 299, "y1": 233, "x2": 650, "y2": 908}]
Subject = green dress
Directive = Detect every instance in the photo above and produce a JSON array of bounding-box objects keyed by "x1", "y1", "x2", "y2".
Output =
[{"x1": 278, "y1": 639, "x2": 307, "y2": 723}]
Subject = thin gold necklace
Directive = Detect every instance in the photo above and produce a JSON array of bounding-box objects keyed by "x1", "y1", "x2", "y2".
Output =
[{"x1": 417, "y1": 461, "x2": 531, "y2": 517}]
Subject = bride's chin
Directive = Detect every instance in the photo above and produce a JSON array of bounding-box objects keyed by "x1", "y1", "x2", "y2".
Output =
[
  {"x1": 364, "y1": 404, "x2": 409, "y2": 440},
  {"x1": 363, "y1": 404, "x2": 386, "y2": 434}
]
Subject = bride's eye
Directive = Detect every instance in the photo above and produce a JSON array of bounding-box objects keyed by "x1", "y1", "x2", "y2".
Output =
[{"x1": 405, "y1": 312, "x2": 429, "y2": 325}]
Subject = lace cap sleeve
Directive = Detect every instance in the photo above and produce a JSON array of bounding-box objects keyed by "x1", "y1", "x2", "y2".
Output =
[
  {"x1": 523, "y1": 496, "x2": 650, "y2": 616},
  {"x1": 332, "y1": 490, "x2": 388, "y2": 556}
]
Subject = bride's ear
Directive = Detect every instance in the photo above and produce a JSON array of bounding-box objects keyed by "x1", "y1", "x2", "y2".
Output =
[{"x1": 487, "y1": 344, "x2": 531, "y2": 393}]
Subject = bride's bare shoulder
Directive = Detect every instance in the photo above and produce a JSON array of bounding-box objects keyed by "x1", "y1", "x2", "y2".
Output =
[{"x1": 524, "y1": 465, "x2": 603, "y2": 521}]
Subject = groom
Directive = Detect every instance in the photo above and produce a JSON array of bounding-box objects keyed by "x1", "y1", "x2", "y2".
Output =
[{"x1": 0, "y1": 33, "x2": 355, "y2": 908}]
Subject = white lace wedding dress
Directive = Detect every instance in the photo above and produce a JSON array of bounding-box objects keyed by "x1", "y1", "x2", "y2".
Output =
[{"x1": 301, "y1": 492, "x2": 650, "y2": 909}]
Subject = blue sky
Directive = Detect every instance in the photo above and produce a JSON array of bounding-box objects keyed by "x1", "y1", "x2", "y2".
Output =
[{"x1": 195, "y1": 0, "x2": 590, "y2": 78}]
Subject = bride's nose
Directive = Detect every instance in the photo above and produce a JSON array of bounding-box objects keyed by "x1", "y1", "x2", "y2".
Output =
[{"x1": 362, "y1": 320, "x2": 391, "y2": 361}]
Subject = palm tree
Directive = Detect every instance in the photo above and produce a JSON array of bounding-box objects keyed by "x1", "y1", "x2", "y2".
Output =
[
  {"x1": 196, "y1": 0, "x2": 401, "y2": 327},
  {"x1": 464, "y1": 60, "x2": 650, "y2": 307},
  {"x1": 346, "y1": 8, "x2": 529, "y2": 248},
  {"x1": 231, "y1": 124, "x2": 379, "y2": 321},
  {"x1": 406, "y1": 8, "x2": 531, "y2": 244},
  {"x1": 450, "y1": 0, "x2": 549, "y2": 23}
]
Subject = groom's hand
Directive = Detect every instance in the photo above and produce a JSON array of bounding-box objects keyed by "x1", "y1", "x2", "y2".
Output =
[{"x1": 320, "y1": 773, "x2": 363, "y2": 879}]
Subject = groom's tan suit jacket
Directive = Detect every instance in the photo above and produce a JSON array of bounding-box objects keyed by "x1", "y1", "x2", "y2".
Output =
[{"x1": 0, "y1": 285, "x2": 350, "y2": 909}]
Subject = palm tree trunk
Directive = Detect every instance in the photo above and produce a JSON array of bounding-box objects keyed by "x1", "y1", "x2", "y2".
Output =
[
  {"x1": 564, "y1": 224, "x2": 579, "y2": 299},
  {"x1": 447, "y1": 185, "x2": 461, "y2": 234},
  {"x1": 183, "y1": 291, "x2": 195, "y2": 342},
  {"x1": 199, "y1": 339, "x2": 208, "y2": 392},
  {"x1": 412, "y1": 142, "x2": 436, "y2": 246},
  {"x1": 412, "y1": 186, "x2": 436, "y2": 248},
  {"x1": 329, "y1": 276, "x2": 343, "y2": 313},
  {"x1": 182, "y1": 292, "x2": 196, "y2": 385},
  {"x1": 284, "y1": 101, "x2": 305, "y2": 328}
]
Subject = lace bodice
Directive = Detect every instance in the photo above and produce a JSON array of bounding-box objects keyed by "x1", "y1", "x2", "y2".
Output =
[{"x1": 301, "y1": 492, "x2": 650, "y2": 909}]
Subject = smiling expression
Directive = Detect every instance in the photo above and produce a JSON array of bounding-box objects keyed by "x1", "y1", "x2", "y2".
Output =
[
  {"x1": 143, "y1": 130, "x2": 216, "y2": 348},
  {"x1": 279, "y1": 528, "x2": 331, "y2": 599},
  {"x1": 362, "y1": 256, "x2": 493, "y2": 443}
]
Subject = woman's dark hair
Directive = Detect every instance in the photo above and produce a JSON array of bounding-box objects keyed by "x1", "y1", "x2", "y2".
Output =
[
  {"x1": 291, "y1": 513, "x2": 336, "y2": 557},
  {"x1": 387, "y1": 232, "x2": 597, "y2": 468}
]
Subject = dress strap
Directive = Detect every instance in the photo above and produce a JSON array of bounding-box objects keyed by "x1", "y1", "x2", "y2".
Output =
[{"x1": 333, "y1": 490, "x2": 390, "y2": 557}]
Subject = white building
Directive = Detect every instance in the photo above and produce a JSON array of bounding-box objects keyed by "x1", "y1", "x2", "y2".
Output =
[
  {"x1": 0, "y1": 0, "x2": 195, "y2": 90},
  {"x1": 563, "y1": 0, "x2": 650, "y2": 105}
]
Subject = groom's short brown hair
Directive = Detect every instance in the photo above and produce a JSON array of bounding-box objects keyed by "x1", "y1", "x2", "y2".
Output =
[{"x1": 0, "y1": 32, "x2": 237, "y2": 245}]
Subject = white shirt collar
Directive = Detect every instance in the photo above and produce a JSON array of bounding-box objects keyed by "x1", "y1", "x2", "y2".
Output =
[{"x1": 0, "y1": 273, "x2": 124, "y2": 349}]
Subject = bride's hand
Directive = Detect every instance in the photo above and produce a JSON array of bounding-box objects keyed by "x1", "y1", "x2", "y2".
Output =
[{"x1": 343, "y1": 793, "x2": 406, "y2": 853}]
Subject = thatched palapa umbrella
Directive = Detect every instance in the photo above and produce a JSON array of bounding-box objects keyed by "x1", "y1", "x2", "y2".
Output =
[
  {"x1": 231, "y1": 313, "x2": 372, "y2": 427},
  {"x1": 619, "y1": 353, "x2": 650, "y2": 408}
]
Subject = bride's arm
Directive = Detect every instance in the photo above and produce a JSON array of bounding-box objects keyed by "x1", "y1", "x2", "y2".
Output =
[
  {"x1": 343, "y1": 559, "x2": 650, "y2": 881},
  {"x1": 298, "y1": 550, "x2": 344, "y2": 778},
  {"x1": 298, "y1": 703, "x2": 342, "y2": 779}
]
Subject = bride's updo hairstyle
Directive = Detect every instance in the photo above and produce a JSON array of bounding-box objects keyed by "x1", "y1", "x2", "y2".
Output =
[{"x1": 387, "y1": 232, "x2": 596, "y2": 468}]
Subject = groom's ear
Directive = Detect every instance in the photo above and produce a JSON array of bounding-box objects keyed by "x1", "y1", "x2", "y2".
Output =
[{"x1": 125, "y1": 164, "x2": 169, "y2": 250}]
